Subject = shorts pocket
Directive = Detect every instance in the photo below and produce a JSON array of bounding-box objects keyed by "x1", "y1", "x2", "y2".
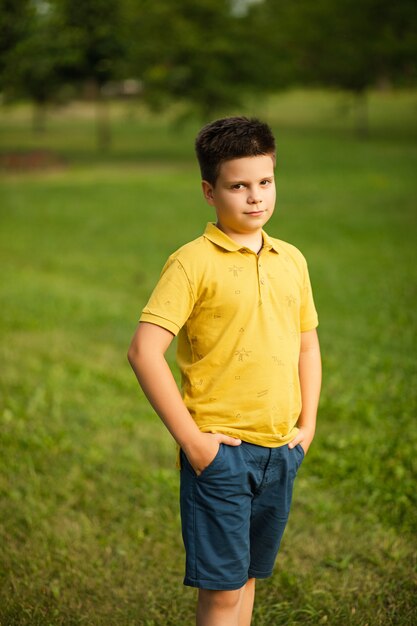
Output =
[
  {"x1": 197, "y1": 444, "x2": 224, "y2": 481},
  {"x1": 181, "y1": 444, "x2": 224, "y2": 481},
  {"x1": 294, "y1": 443, "x2": 305, "y2": 469},
  {"x1": 296, "y1": 443, "x2": 305, "y2": 460}
]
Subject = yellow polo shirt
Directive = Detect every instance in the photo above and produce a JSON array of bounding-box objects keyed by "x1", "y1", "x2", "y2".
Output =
[{"x1": 140, "y1": 223, "x2": 318, "y2": 447}]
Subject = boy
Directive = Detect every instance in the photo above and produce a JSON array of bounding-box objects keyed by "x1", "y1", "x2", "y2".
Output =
[{"x1": 128, "y1": 117, "x2": 321, "y2": 626}]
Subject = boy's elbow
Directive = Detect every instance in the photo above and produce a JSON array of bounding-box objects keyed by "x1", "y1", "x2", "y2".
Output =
[
  {"x1": 127, "y1": 339, "x2": 142, "y2": 368},
  {"x1": 128, "y1": 322, "x2": 172, "y2": 369},
  {"x1": 127, "y1": 345, "x2": 134, "y2": 366}
]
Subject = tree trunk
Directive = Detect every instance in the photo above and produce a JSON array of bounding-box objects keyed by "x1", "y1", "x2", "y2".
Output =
[
  {"x1": 88, "y1": 79, "x2": 111, "y2": 152},
  {"x1": 354, "y1": 90, "x2": 369, "y2": 138},
  {"x1": 32, "y1": 101, "x2": 47, "y2": 133},
  {"x1": 96, "y1": 93, "x2": 111, "y2": 152}
]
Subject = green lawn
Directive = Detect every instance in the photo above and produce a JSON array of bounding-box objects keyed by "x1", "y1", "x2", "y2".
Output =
[{"x1": 1, "y1": 91, "x2": 416, "y2": 625}]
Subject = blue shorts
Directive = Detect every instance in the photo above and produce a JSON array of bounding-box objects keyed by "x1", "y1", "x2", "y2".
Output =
[{"x1": 179, "y1": 441, "x2": 304, "y2": 590}]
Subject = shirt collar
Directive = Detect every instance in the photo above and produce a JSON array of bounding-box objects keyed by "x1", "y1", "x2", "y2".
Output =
[{"x1": 203, "y1": 222, "x2": 279, "y2": 254}]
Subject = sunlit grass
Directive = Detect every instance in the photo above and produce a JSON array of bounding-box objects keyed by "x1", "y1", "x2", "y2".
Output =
[{"x1": 1, "y1": 91, "x2": 416, "y2": 624}]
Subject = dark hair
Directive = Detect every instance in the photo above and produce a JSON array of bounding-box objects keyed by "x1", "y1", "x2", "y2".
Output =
[{"x1": 195, "y1": 116, "x2": 275, "y2": 185}]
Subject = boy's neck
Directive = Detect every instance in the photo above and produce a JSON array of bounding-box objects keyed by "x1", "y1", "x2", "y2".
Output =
[{"x1": 215, "y1": 222, "x2": 263, "y2": 254}]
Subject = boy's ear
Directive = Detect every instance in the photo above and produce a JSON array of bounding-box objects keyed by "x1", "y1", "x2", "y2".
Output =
[{"x1": 201, "y1": 180, "x2": 215, "y2": 205}]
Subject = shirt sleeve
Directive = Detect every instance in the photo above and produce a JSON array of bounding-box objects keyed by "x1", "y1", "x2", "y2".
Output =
[
  {"x1": 140, "y1": 256, "x2": 196, "y2": 336},
  {"x1": 300, "y1": 258, "x2": 319, "y2": 332}
]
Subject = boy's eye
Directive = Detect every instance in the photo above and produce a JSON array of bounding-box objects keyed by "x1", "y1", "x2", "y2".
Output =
[
  {"x1": 231, "y1": 183, "x2": 245, "y2": 190},
  {"x1": 260, "y1": 179, "x2": 271, "y2": 186}
]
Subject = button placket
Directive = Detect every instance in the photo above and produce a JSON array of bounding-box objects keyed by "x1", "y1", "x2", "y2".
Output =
[{"x1": 257, "y1": 257, "x2": 264, "y2": 303}]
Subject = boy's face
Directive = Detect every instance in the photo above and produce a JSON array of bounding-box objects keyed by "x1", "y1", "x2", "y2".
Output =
[{"x1": 202, "y1": 154, "x2": 276, "y2": 239}]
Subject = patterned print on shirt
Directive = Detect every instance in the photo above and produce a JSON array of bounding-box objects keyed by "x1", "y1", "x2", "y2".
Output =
[
  {"x1": 229, "y1": 265, "x2": 244, "y2": 278},
  {"x1": 235, "y1": 348, "x2": 251, "y2": 361}
]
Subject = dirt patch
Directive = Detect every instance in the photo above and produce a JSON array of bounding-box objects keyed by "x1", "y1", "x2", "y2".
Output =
[{"x1": 0, "y1": 150, "x2": 66, "y2": 172}]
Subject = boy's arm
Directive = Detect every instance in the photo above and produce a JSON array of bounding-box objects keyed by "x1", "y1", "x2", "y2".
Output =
[
  {"x1": 288, "y1": 328, "x2": 322, "y2": 454},
  {"x1": 127, "y1": 321, "x2": 241, "y2": 474}
]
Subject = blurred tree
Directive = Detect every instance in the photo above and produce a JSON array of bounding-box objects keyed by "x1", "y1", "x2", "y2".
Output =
[
  {"x1": 234, "y1": 0, "x2": 296, "y2": 94},
  {"x1": 1, "y1": 0, "x2": 415, "y2": 139},
  {"x1": 126, "y1": 0, "x2": 251, "y2": 120},
  {"x1": 58, "y1": 0, "x2": 128, "y2": 149},
  {"x1": 249, "y1": 0, "x2": 417, "y2": 134},
  {"x1": 0, "y1": 0, "x2": 31, "y2": 93},
  {"x1": 1, "y1": 1, "x2": 82, "y2": 132}
]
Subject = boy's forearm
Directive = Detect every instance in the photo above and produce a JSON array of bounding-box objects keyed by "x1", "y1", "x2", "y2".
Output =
[
  {"x1": 298, "y1": 346, "x2": 321, "y2": 429},
  {"x1": 129, "y1": 351, "x2": 202, "y2": 450},
  {"x1": 291, "y1": 328, "x2": 322, "y2": 451},
  {"x1": 128, "y1": 325, "x2": 202, "y2": 452},
  {"x1": 128, "y1": 322, "x2": 242, "y2": 475}
]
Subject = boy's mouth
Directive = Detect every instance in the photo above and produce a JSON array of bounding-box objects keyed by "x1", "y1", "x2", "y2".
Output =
[{"x1": 245, "y1": 210, "x2": 265, "y2": 216}]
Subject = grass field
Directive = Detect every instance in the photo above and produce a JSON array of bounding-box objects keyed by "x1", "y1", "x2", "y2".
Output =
[{"x1": 1, "y1": 90, "x2": 416, "y2": 625}]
